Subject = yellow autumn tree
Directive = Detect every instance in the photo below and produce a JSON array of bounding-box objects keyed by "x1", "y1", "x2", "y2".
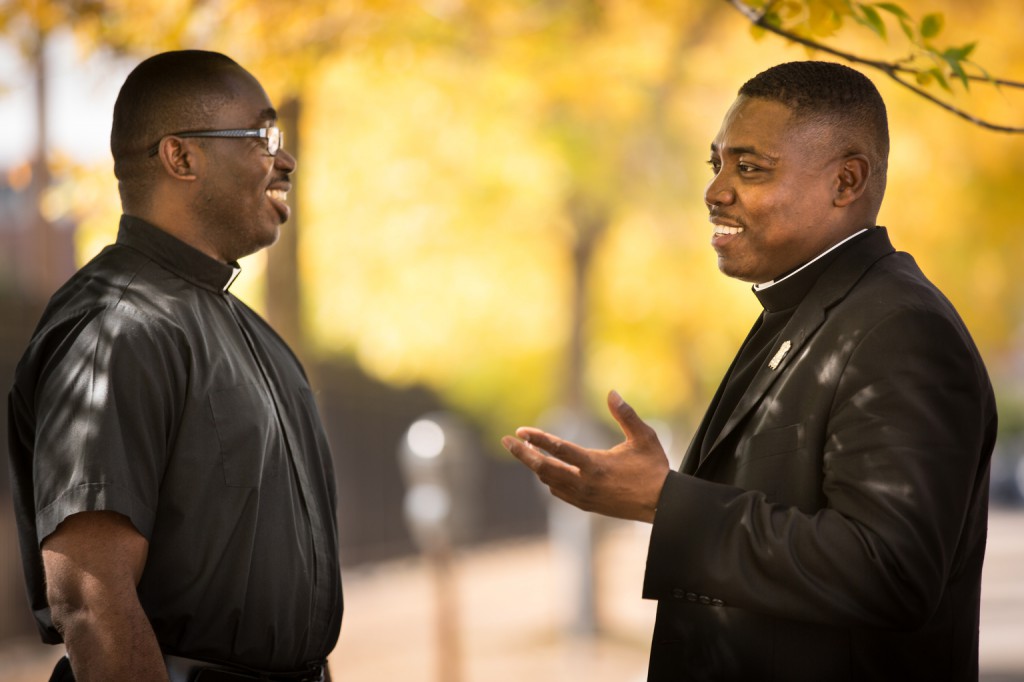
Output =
[{"x1": 4, "y1": 0, "x2": 1024, "y2": 445}]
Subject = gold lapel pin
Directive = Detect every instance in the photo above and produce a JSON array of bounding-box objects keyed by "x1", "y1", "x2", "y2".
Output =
[{"x1": 768, "y1": 340, "x2": 792, "y2": 371}]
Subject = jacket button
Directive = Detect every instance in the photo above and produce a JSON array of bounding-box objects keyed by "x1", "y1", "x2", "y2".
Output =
[{"x1": 711, "y1": 598, "x2": 724, "y2": 607}]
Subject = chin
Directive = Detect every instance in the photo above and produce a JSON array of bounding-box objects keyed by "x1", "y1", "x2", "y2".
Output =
[
  {"x1": 717, "y1": 259, "x2": 742, "y2": 279},
  {"x1": 265, "y1": 227, "x2": 282, "y2": 248},
  {"x1": 230, "y1": 232, "x2": 279, "y2": 262},
  {"x1": 253, "y1": 225, "x2": 282, "y2": 251},
  {"x1": 717, "y1": 257, "x2": 761, "y2": 283}
]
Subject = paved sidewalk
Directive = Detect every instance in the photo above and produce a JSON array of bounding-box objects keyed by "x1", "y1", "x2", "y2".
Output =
[
  {"x1": 979, "y1": 507, "x2": 1024, "y2": 677},
  {"x1": 329, "y1": 509, "x2": 1024, "y2": 681},
  {"x1": 2, "y1": 510, "x2": 1023, "y2": 681},
  {"x1": 330, "y1": 518, "x2": 655, "y2": 682}
]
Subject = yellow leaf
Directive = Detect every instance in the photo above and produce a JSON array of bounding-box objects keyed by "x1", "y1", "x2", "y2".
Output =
[{"x1": 808, "y1": 1, "x2": 841, "y2": 37}]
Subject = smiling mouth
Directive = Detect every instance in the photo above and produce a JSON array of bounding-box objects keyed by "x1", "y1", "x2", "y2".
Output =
[
  {"x1": 709, "y1": 212, "x2": 744, "y2": 236},
  {"x1": 266, "y1": 188, "x2": 288, "y2": 202},
  {"x1": 714, "y1": 225, "x2": 744, "y2": 235}
]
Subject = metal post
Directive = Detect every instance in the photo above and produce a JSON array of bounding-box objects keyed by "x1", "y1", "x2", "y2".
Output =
[{"x1": 399, "y1": 413, "x2": 477, "y2": 682}]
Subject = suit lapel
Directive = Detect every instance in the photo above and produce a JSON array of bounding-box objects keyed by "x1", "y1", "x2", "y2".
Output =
[{"x1": 693, "y1": 228, "x2": 896, "y2": 472}]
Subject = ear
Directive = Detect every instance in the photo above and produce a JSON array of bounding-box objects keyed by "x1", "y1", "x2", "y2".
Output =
[
  {"x1": 155, "y1": 136, "x2": 199, "y2": 182},
  {"x1": 833, "y1": 154, "x2": 870, "y2": 208}
]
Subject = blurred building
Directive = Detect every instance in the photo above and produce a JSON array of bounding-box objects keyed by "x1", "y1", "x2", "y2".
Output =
[{"x1": 0, "y1": 164, "x2": 78, "y2": 641}]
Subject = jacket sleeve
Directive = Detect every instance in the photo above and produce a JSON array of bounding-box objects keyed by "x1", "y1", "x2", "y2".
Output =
[{"x1": 642, "y1": 306, "x2": 996, "y2": 630}]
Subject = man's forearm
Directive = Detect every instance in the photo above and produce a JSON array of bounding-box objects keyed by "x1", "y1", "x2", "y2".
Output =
[
  {"x1": 55, "y1": 594, "x2": 168, "y2": 682},
  {"x1": 43, "y1": 512, "x2": 162, "y2": 681}
]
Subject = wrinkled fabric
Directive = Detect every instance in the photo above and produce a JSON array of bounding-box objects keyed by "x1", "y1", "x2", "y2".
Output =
[
  {"x1": 9, "y1": 215, "x2": 342, "y2": 671},
  {"x1": 644, "y1": 228, "x2": 995, "y2": 681}
]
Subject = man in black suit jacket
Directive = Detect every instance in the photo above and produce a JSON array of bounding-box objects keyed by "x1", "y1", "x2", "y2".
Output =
[{"x1": 502, "y1": 61, "x2": 996, "y2": 681}]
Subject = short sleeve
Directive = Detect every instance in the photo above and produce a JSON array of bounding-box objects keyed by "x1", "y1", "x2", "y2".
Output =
[{"x1": 31, "y1": 304, "x2": 188, "y2": 543}]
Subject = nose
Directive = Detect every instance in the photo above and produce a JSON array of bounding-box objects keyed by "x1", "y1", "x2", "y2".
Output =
[
  {"x1": 704, "y1": 171, "x2": 734, "y2": 208},
  {"x1": 275, "y1": 147, "x2": 297, "y2": 173}
]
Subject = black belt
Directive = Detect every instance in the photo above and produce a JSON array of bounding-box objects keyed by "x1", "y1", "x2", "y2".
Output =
[{"x1": 165, "y1": 654, "x2": 326, "y2": 682}]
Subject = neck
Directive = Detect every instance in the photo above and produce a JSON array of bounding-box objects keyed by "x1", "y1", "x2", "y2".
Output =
[
  {"x1": 755, "y1": 227, "x2": 872, "y2": 291},
  {"x1": 127, "y1": 203, "x2": 228, "y2": 265}
]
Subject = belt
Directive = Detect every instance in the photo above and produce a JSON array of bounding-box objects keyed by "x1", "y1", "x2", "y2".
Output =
[{"x1": 165, "y1": 654, "x2": 326, "y2": 682}]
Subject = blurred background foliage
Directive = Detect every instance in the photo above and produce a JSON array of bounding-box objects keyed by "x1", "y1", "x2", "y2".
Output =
[{"x1": 3, "y1": 0, "x2": 1024, "y2": 449}]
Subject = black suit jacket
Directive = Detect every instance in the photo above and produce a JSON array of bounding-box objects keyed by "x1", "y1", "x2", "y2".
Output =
[{"x1": 642, "y1": 228, "x2": 996, "y2": 681}]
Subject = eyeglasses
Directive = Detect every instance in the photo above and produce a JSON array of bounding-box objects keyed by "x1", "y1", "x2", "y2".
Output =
[{"x1": 147, "y1": 126, "x2": 283, "y2": 157}]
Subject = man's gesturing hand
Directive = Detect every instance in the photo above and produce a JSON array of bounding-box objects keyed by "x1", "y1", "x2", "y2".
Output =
[{"x1": 501, "y1": 390, "x2": 670, "y2": 523}]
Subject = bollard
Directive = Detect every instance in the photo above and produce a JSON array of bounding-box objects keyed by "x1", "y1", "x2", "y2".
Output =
[{"x1": 399, "y1": 412, "x2": 477, "y2": 682}]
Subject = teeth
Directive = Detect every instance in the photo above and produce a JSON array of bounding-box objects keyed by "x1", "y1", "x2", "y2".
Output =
[
  {"x1": 714, "y1": 225, "x2": 743, "y2": 235},
  {"x1": 266, "y1": 189, "x2": 288, "y2": 202}
]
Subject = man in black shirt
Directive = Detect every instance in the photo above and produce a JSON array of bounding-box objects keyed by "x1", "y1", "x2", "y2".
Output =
[
  {"x1": 8, "y1": 51, "x2": 342, "y2": 681},
  {"x1": 502, "y1": 61, "x2": 995, "y2": 680}
]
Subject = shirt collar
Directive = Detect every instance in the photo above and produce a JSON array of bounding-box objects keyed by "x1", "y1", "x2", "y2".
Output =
[
  {"x1": 753, "y1": 228, "x2": 872, "y2": 313},
  {"x1": 116, "y1": 215, "x2": 241, "y2": 293}
]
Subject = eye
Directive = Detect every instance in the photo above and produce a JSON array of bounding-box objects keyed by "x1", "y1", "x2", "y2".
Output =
[
  {"x1": 738, "y1": 162, "x2": 759, "y2": 174},
  {"x1": 706, "y1": 158, "x2": 721, "y2": 174}
]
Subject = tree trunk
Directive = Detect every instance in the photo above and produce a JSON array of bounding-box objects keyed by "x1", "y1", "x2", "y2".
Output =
[{"x1": 265, "y1": 96, "x2": 307, "y2": 362}]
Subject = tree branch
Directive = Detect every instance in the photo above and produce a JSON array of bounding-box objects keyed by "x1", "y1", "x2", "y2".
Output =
[{"x1": 724, "y1": 0, "x2": 1024, "y2": 133}]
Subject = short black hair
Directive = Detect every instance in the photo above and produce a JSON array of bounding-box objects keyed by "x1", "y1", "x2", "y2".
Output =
[
  {"x1": 110, "y1": 50, "x2": 246, "y2": 210},
  {"x1": 739, "y1": 61, "x2": 889, "y2": 198}
]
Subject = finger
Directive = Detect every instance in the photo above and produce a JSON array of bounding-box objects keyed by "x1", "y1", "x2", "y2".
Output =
[
  {"x1": 607, "y1": 390, "x2": 656, "y2": 443},
  {"x1": 501, "y1": 435, "x2": 544, "y2": 472},
  {"x1": 514, "y1": 427, "x2": 591, "y2": 469},
  {"x1": 502, "y1": 436, "x2": 581, "y2": 481}
]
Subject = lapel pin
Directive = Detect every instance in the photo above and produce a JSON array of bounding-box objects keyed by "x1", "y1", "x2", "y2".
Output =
[{"x1": 768, "y1": 340, "x2": 792, "y2": 371}]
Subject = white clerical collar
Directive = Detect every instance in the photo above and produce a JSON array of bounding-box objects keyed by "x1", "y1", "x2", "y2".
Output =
[
  {"x1": 753, "y1": 228, "x2": 869, "y2": 291},
  {"x1": 225, "y1": 266, "x2": 241, "y2": 292}
]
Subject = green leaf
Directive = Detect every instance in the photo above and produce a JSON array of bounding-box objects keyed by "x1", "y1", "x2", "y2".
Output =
[
  {"x1": 873, "y1": 3, "x2": 922, "y2": 43},
  {"x1": 897, "y1": 17, "x2": 914, "y2": 41},
  {"x1": 920, "y1": 13, "x2": 944, "y2": 39},
  {"x1": 762, "y1": 10, "x2": 783, "y2": 29},
  {"x1": 942, "y1": 49, "x2": 971, "y2": 89},
  {"x1": 947, "y1": 41, "x2": 977, "y2": 61},
  {"x1": 857, "y1": 4, "x2": 886, "y2": 39},
  {"x1": 915, "y1": 70, "x2": 933, "y2": 86},
  {"x1": 929, "y1": 66, "x2": 951, "y2": 92},
  {"x1": 874, "y1": 2, "x2": 911, "y2": 21},
  {"x1": 969, "y1": 60, "x2": 995, "y2": 89}
]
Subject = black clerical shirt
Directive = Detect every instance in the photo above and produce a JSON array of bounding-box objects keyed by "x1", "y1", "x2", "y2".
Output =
[{"x1": 8, "y1": 215, "x2": 343, "y2": 671}]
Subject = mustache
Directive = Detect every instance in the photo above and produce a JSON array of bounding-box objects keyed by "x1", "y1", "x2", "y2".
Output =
[{"x1": 708, "y1": 208, "x2": 743, "y2": 225}]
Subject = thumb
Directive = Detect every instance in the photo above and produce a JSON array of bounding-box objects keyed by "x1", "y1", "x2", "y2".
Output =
[{"x1": 607, "y1": 390, "x2": 650, "y2": 441}]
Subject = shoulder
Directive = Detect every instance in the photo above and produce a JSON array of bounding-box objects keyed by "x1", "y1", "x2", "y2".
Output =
[
  {"x1": 38, "y1": 243, "x2": 203, "y2": 336},
  {"x1": 809, "y1": 246, "x2": 988, "y2": 378},
  {"x1": 846, "y1": 250, "x2": 969, "y2": 333},
  {"x1": 16, "y1": 248, "x2": 194, "y2": 394},
  {"x1": 828, "y1": 251, "x2": 991, "y2": 387}
]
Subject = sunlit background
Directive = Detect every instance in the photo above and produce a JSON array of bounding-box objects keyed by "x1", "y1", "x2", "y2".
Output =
[{"x1": 2, "y1": 1, "x2": 1023, "y2": 680}]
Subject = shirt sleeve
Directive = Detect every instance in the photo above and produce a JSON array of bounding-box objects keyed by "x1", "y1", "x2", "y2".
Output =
[{"x1": 32, "y1": 304, "x2": 188, "y2": 544}]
